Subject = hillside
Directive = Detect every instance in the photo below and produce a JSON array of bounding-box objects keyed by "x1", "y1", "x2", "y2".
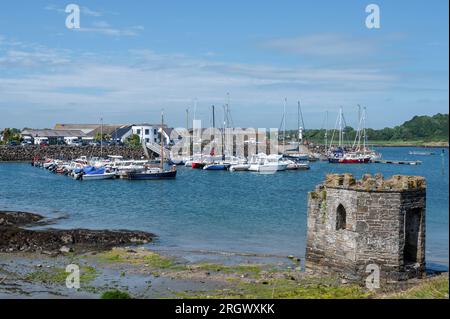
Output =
[{"x1": 301, "y1": 113, "x2": 449, "y2": 146}]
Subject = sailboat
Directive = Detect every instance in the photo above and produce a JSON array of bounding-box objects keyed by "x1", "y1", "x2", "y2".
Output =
[
  {"x1": 126, "y1": 112, "x2": 177, "y2": 180},
  {"x1": 328, "y1": 106, "x2": 373, "y2": 164}
]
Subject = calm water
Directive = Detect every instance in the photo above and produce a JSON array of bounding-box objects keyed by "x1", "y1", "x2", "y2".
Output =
[{"x1": 0, "y1": 147, "x2": 448, "y2": 269}]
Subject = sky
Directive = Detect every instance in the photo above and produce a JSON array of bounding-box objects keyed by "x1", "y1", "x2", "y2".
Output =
[{"x1": 0, "y1": 0, "x2": 448, "y2": 130}]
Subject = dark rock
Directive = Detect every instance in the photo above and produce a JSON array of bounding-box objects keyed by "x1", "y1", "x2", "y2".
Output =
[{"x1": 0, "y1": 211, "x2": 155, "y2": 254}]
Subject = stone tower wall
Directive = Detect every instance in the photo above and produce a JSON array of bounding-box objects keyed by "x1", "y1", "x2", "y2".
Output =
[{"x1": 305, "y1": 174, "x2": 426, "y2": 282}]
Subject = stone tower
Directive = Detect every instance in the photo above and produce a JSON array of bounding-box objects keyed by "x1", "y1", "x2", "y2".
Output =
[{"x1": 305, "y1": 173, "x2": 426, "y2": 281}]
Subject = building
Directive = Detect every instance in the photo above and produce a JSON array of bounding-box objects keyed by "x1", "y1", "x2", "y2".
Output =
[
  {"x1": 305, "y1": 173, "x2": 426, "y2": 282},
  {"x1": 110, "y1": 125, "x2": 133, "y2": 143},
  {"x1": 131, "y1": 124, "x2": 170, "y2": 145},
  {"x1": 21, "y1": 129, "x2": 87, "y2": 145}
]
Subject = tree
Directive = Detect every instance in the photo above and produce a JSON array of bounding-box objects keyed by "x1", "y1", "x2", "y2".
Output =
[{"x1": 126, "y1": 134, "x2": 141, "y2": 148}]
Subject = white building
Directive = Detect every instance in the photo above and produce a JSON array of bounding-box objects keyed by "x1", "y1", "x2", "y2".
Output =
[{"x1": 131, "y1": 124, "x2": 170, "y2": 145}]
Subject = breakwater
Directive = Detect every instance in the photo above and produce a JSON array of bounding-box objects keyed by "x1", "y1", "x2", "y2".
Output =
[{"x1": 0, "y1": 145, "x2": 146, "y2": 162}]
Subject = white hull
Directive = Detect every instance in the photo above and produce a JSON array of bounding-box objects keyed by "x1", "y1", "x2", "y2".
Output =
[
  {"x1": 249, "y1": 163, "x2": 288, "y2": 172},
  {"x1": 82, "y1": 172, "x2": 116, "y2": 180},
  {"x1": 229, "y1": 164, "x2": 250, "y2": 172}
]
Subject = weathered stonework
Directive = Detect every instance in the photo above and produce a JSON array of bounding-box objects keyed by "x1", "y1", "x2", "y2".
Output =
[{"x1": 305, "y1": 173, "x2": 426, "y2": 282}]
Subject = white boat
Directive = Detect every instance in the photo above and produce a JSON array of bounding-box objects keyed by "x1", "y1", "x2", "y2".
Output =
[
  {"x1": 248, "y1": 154, "x2": 288, "y2": 172},
  {"x1": 229, "y1": 163, "x2": 250, "y2": 172},
  {"x1": 82, "y1": 172, "x2": 116, "y2": 180},
  {"x1": 284, "y1": 159, "x2": 310, "y2": 170}
]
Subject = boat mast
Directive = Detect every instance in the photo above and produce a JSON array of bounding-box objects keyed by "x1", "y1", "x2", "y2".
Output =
[
  {"x1": 100, "y1": 117, "x2": 103, "y2": 158},
  {"x1": 160, "y1": 111, "x2": 164, "y2": 170},
  {"x1": 284, "y1": 98, "x2": 287, "y2": 147},
  {"x1": 362, "y1": 106, "x2": 367, "y2": 153},
  {"x1": 325, "y1": 111, "x2": 328, "y2": 152},
  {"x1": 338, "y1": 107, "x2": 343, "y2": 147},
  {"x1": 186, "y1": 108, "x2": 189, "y2": 131},
  {"x1": 297, "y1": 101, "x2": 300, "y2": 151}
]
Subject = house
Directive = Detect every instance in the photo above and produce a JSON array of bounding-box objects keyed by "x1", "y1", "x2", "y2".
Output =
[{"x1": 131, "y1": 124, "x2": 170, "y2": 145}]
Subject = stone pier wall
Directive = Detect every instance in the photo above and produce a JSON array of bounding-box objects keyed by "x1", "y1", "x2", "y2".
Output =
[{"x1": 0, "y1": 145, "x2": 146, "y2": 161}]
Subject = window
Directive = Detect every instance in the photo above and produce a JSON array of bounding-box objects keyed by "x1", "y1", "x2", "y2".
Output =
[
  {"x1": 145, "y1": 129, "x2": 149, "y2": 135},
  {"x1": 154, "y1": 129, "x2": 157, "y2": 135},
  {"x1": 145, "y1": 138, "x2": 149, "y2": 143},
  {"x1": 336, "y1": 204, "x2": 347, "y2": 230},
  {"x1": 136, "y1": 129, "x2": 141, "y2": 135}
]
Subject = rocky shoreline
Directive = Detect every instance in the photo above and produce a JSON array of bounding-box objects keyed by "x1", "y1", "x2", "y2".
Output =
[
  {"x1": 0, "y1": 211, "x2": 154, "y2": 254},
  {"x1": 0, "y1": 145, "x2": 146, "y2": 162}
]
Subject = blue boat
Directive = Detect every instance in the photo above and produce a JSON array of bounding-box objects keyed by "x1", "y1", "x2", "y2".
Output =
[
  {"x1": 328, "y1": 147, "x2": 345, "y2": 163},
  {"x1": 203, "y1": 163, "x2": 231, "y2": 170}
]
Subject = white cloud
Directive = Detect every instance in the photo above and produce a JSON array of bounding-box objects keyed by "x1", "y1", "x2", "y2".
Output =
[
  {"x1": 45, "y1": 4, "x2": 103, "y2": 17},
  {"x1": 263, "y1": 33, "x2": 377, "y2": 57},
  {"x1": 75, "y1": 24, "x2": 143, "y2": 37}
]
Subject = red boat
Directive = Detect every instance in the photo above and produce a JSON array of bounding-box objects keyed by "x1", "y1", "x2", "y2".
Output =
[
  {"x1": 192, "y1": 162, "x2": 207, "y2": 169},
  {"x1": 338, "y1": 153, "x2": 371, "y2": 164}
]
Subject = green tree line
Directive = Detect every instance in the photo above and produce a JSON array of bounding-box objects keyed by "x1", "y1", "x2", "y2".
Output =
[{"x1": 290, "y1": 113, "x2": 449, "y2": 144}]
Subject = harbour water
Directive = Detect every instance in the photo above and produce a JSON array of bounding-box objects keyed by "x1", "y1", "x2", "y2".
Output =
[{"x1": 0, "y1": 147, "x2": 448, "y2": 270}]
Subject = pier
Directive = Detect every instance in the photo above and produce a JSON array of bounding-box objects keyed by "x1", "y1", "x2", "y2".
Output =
[{"x1": 371, "y1": 159, "x2": 422, "y2": 165}]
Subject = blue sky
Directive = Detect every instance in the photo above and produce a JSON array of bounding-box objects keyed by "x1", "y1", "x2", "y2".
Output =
[{"x1": 0, "y1": 0, "x2": 448, "y2": 129}]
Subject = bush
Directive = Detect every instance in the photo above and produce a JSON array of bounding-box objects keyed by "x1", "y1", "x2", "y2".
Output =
[{"x1": 100, "y1": 289, "x2": 132, "y2": 299}]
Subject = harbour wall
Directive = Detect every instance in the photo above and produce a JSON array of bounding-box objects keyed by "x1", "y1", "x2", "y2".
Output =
[{"x1": 0, "y1": 145, "x2": 146, "y2": 162}]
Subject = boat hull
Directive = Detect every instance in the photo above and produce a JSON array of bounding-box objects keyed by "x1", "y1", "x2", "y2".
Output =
[
  {"x1": 338, "y1": 158, "x2": 371, "y2": 164},
  {"x1": 126, "y1": 171, "x2": 177, "y2": 180},
  {"x1": 203, "y1": 164, "x2": 230, "y2": 170},
  {"x1": 82, "y1": 173, "x2": 116, "y2": 180},
  {"x1": 192, "y1": 162, "x2": 206, "y2": 169}
]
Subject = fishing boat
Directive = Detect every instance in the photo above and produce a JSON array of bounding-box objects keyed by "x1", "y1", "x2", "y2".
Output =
[{"x1": 125, "y1": 112, "x2": 177, "y2": 180}]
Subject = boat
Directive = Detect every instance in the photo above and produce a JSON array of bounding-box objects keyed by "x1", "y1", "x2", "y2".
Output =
[
  {"x1": 229, "y1": 163, "x2": 250, "y2": 172},
  {"x1": 81, "y1": 168, "x2": 116, "y2": 180},
  {"x1": 337, "y1": 152, "x2": 371, "y2": 164},
  {"x1": 248, "y1": 154, "x2": 288, "y2": 172},
  {"x1": 126, "y1": 166, "x2": 177, "y2": 180},
  {"x1": 284, "y1": 159, "x2": 310, "y2": 170},
  {"x1": 192, "y1": 161, "x2": 207, "y2": 169},
  {"x1": 125, "y1": 112, "x2": 177, "y2": 180},
  {"x1": 203, "y1": 163, "x2": 231, "y2": 170}
]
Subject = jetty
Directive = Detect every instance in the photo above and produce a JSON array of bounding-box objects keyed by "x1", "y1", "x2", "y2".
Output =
[{"x1": 371, "y1": 159, "x2": 422, "y2": 165}]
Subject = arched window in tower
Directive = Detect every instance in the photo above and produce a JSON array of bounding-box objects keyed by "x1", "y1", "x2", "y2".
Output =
[{"x1": 336, "y1": 204, "x2": 347, "y2": 230}]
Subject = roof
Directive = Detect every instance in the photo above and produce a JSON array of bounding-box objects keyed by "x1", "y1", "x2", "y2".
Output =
[
  {"x1": 132, "y1": 123, "x2": 168, "y2": 128},
  {"x1": 54, "y1": 124, "x2": 101, "y2": 133},
  {"x1": 111, "y1": 126, "x2": 133, "y2": 139},
  {"x1": 87, "y1": 125, "x2": 128, "y2": 137},
  {"x1": 21, "y1": 129, "x2": 87, "y2": 138}
]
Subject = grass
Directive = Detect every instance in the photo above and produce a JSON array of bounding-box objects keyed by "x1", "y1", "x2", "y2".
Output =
[
  {"x1": 193, "y1": 263, "x2": 264, "y2": 277},
  {"x1": 96, "y1": 247, "x2": 179, "y2": 270},
  {"x1": 383, "y1": 274, "x2": 449, "y2": 299},
  {"x1": 25, "y1": 265, "x2": 97, "y2": 285},
  {"x1": 174, "y1": 277, "x2": 371, "y2": 299}
]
